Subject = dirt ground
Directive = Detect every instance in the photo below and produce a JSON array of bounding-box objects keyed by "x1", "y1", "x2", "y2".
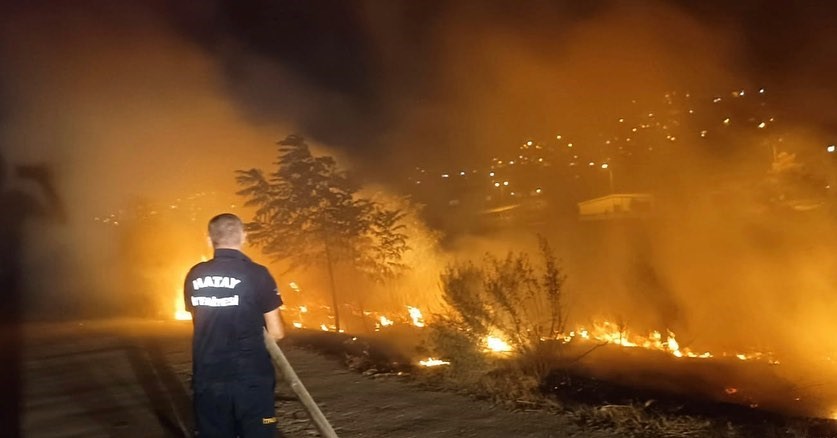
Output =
[{"x1": 21, "y1": 319, "x2": 614, "y2": 438}]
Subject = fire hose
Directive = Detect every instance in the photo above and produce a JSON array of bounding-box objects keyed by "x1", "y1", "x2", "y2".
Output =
[{"x1": 263, "y1": 330, "x2": 339, "y2": 438}]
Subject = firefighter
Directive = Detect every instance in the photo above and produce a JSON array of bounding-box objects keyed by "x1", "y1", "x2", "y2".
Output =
[{"x1": 184, "y1": 213, "x2": 286, "y2": 437}]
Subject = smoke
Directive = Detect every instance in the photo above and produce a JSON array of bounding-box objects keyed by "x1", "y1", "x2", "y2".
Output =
[
  {"x1": 2, "y1": 0, "x2": 837, "y2": 416},
  {"x1": 178, "y1": 1, "x2": 747, "y2": 179},
  {"x1": 0, "y1": 1, "x2": 291, "y2": 316}
]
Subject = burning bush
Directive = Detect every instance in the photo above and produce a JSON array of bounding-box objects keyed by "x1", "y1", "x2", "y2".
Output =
[{"x1": 425, "y1": 237, "x2": 568, "y2": 395}]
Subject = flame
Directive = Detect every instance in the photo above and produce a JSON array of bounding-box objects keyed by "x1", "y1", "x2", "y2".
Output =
[
  {"x1": 419, "y1": 357, "x2": 450, "y2": 367},
  {"x1": 559, "y1": 320, "x2": 778, "y2": 364},
  {"x1": 563, "y1": 322, "x2": 701, "y2": 358},
  {"x1": 240, "y1": 281, "x2": 775, "y2": 371},
  {"x1": 485, "y1": 335, "x2": 513, "y2": 353},
  {"x1": 667, "y1": 332, "x2": 683, "y2": 358},
  {"x1": 407, "y1": 306, "x2": 425, "y2": 327}
]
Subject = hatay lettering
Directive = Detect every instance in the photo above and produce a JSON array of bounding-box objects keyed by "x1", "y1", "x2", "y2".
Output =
[{"x1": 192, "y1": 276, "x2": 242, "y2": 291}]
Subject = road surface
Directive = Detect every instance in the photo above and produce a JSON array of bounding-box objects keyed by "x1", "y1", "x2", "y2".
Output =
[{"x1": 22, "y1": 319, "x2": 606, "y2": 437}]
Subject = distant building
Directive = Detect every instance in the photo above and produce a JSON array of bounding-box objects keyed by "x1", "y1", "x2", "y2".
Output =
[{"x1": 577, "y1": 193, "x2": 654, "y2": 220}]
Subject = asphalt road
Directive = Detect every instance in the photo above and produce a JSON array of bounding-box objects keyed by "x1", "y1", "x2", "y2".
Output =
[{"x1": 21, "y1": 319, "x2": 601, "y2": 438}]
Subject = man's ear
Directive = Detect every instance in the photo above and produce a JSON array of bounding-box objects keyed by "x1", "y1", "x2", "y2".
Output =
[
  {"x1": 241, "y1": 232, "x2": 247, "y2": 245},
  {"x1": 206, "y1": 236, "x2": 213, "y2": 250}
]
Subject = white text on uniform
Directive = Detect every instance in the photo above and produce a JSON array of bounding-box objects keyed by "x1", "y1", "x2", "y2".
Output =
[
  {"x1": 191, "y1": 295, "x2": 240, "y2": 307},
  {"x1": 193, "y1": 276, "x2": 241, "y2": 290}
]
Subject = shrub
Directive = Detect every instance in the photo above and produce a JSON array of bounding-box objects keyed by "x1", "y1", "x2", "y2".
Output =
[{"x1": 426, "y1": 236, "x2": 568, "y2": 394}]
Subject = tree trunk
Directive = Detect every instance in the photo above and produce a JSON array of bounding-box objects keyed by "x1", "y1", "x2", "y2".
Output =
[{"x1": 324, "y1": 242, "x2": 340, "y2": 332}]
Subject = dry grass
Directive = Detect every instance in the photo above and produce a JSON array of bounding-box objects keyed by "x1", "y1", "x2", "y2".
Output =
[{"x1": 567, "y1": 403, "x2": 722, "y2": 437}]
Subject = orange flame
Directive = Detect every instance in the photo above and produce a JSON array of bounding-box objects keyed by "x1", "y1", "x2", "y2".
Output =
[
  {"x1": 419, "y1": 357, "x2": 450, "y2": 367},
  {"x1": 484, "y1": 335, "x2": 513, "y2": 353},
  {"x1": 407, "y1": 306, "x2": 425, "y2": 327},
  {"x1": 561, "y1": 320, "x2": 775, "y2": 363}
]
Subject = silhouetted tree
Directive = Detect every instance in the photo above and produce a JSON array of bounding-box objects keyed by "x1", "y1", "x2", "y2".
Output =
[
  {"x1": 236, "y1": 135, "x2": 409, "y2": 330},
  {"x1": 764, "y1": 151, "x2": 828, "y2": 209}
]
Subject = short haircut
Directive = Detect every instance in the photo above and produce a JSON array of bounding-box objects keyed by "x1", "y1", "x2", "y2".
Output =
[{"x1": 208, "y1": 213, "x2": 244, "y2": 247}]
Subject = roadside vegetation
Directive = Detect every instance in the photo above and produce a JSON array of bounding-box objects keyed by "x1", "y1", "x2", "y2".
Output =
[{"x1": 285, "y1": 238, "x2": 837, "y2": 438}]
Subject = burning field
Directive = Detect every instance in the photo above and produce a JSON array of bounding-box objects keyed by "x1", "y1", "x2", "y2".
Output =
[
  {"x1": 67, "y1": 154, "x2": 837, "y2": 436},
  {"x1": 7, "y1": 1, "x2": 837, "y2": 436},
  {"x1": 159, "y1": 263, "x2": 837, "y2": 436}
]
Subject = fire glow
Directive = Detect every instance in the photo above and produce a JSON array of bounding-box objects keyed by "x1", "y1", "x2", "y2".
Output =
[
  {"x1": 562, "y1": 320, "x2": 777, "y2": 364},
  {"x1": 174, "y1": 291, "x2": 192, "y2": 321},
  {"x1": 171, "y1": 292, "x2": 777, "y2": 367},
  {"x1": 170, "y1": 274, "x2": 777, "y2": 368},
  {"x1": 407, "y1": 306, "x2": 425, "y2": 327},
  {"x1": 419, "y1": 357, "x2": 450, "y2": 367},
  {"x1": 484, "y1": 335, "x2": 513, "y2": 353}
]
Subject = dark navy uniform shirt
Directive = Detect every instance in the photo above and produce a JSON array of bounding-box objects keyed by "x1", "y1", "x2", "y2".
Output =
[{"x1": 184, "y1": 248, "x2": 282, "y2": 383}]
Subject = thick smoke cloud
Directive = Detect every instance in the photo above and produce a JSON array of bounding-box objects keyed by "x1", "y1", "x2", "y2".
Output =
[
  {"x1": 0, "y1": 1, "x2": 287, "y2": 316},
  {"x1": 2, "y1": 0, "x2": 837, "y2": 415}
]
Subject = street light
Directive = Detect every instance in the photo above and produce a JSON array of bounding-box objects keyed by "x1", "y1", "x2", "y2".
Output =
[{"x1": 601, "y1": 163, "x2": 614, "y2": 193}]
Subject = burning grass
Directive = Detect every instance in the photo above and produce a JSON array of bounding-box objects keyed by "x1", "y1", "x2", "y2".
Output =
[
  {"x1": 167, "y1": 239, "x2": 837, "y2": 436},
  {"x1": 281, "y1": 326, "x2": 837, "y2": 438}
]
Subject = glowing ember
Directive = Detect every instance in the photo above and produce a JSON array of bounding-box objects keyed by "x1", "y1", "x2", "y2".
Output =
[
  {"x1": 419, "y1": 357, "x2": 450, "y2": 367},
  {"x1": 299, "y1": 305, "x2": 308, "y2": 313},
  {"x1": 292, "y1": 322, "x2": 302, "y2": 328},
  {"x1": 320, "y1": 324, "x2": 329, "y2": 332},
  {"x1": 379, "y1": 315, "x2": 394, "y2": 327},
  {"x1": 485, "y1": 335, "x2": 513, "y2": 353},
  {"x1": 407, "y1": 306, "x2": 425, "y2": 327},
  {"x1": 289, "y1": 281, "x2": 300, "y2": 292}
]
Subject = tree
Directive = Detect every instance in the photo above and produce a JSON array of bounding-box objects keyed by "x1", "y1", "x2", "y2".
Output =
[
  {"x1": 356, "y1": 206, "x2": 409, "y2": 282},
  {"x1": 759, "y1": 151, "x2": 828, "y2": 211},
  {"x1": 236, "y1": 135, "x2": 409, "y2": 330}
]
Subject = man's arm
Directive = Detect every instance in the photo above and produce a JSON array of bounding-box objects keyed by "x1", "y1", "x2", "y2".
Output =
[
  {"x1": 183, "y1": 269, "x2": 194, "y2": 314},
  {"x1": 258, "y1": 266, "x2": 285, "y2": 341},
  {"x1": 264, "y1": 307, "x2": 285, "y2": 341}
]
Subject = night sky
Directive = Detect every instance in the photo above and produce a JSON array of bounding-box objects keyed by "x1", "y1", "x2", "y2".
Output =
[{"x1": 2, "y1": 0, "x2": 837, "y2": 206}]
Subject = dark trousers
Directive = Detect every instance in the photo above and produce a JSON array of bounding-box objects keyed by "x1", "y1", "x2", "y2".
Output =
[{"x1": 194, "y1": 377, "x2": 280, "y2": 437}]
